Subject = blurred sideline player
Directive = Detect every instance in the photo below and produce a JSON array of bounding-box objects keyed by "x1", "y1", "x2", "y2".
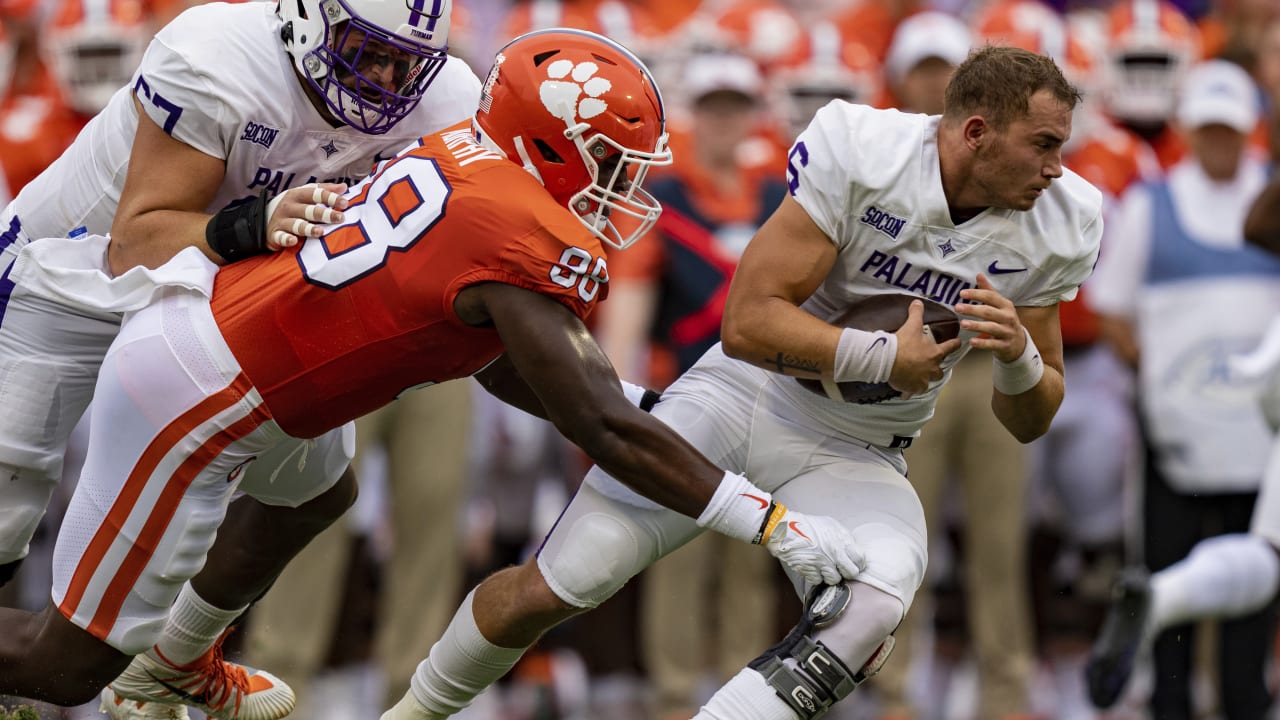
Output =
[
  {"x1": 385, "y1": 45, "x2": 1102, "y2": 720},
  {"x1": 831, "y1": 0, "x2": 927, "y2": 62},
  {"x1": 768, "y1": 19, "x2": 885, "y2": 143},
  {"x1": 0, "y1": 16, "x2": 11, "y2": 206},
  {"x1": 0, "y1": 0, "x2": 480, "y2": 718},
  {"x1": 43, "y1": 0, "x2": 150, "y2": 120},
  {"x1": 0, "y1": 0, "x2": 84, "y2": 195},
  {"x1": 500, "y1": 0, "x2": 660, "y2": 65},
  {"x1": 1085, "y1": 59, "x2": 1280, "y2": 716},
  {"x1": 1099, "y1": 0, "x2": 1200, "y2": 169}
]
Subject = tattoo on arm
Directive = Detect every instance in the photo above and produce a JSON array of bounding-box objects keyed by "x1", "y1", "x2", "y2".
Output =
[{"x1": 766, "y1": 352, "x2": 823, "y2": 376}]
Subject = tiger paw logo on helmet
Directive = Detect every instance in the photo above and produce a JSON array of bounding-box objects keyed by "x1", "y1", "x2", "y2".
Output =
[{"x1": 539, "y1": 59, "x2": 612, "y2": 124}]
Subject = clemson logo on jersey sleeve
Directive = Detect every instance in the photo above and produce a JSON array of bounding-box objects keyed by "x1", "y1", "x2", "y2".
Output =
[{"x1": 540, "y1": 60, "x2": 612, "y2": 123}]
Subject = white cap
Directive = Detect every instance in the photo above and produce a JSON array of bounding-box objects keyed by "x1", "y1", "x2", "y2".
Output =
[
  {"x1": 885, "y1": 12, "x2": 972, "y2": 86},
  {"x1": 1176, "y1": 59, "x2": 1259, "y2": 133},
  {"x1": 682, "y1": 52, "x2": 763, "y2": 102}
]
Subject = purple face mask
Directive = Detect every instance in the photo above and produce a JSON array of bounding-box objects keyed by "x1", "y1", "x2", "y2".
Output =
[{"x1": 302, "y1": 0, "x2": 448, "y2": 134}]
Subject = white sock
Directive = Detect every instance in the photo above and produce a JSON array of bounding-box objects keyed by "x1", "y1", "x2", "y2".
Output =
[
  {"x1": 405, "y1": 590, "x2": 527, "y2": 718},
  {"x1": 693, "y1": 668, "x2": 797, "y2": 720},
  {"x1": 1150, "y1": 533, "x2": 1280, "y2": 632},
  {"x1": 154, "y1": 583, "x2": 247, "y2": 666},
  {"x1": 381, "y1": 691, "x2": 439, "y2": 720}
]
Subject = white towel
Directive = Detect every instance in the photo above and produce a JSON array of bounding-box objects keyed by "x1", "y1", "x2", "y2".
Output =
[{"x1": 11, "y1": 234, "x2": 217, "y2": 312}]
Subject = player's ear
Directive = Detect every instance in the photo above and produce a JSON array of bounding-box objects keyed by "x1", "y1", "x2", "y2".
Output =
[{"x1": 961, "y1": 115, "x2": 987, "y2": 151}]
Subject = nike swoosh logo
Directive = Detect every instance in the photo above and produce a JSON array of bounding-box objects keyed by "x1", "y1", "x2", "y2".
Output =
[
  {"x1": 146, "y1": 672, "x2": 216, "y2": 708},
  {"x1": 788, "y1": 521, "x2": 810, "y2": 541},
  {"x1": 867, "y1": 336, "x2": 887, "y2": 353},
  {"x1": 741, "y1": 493, "x2": 769, "y2": 509},
  {"x1": 988, "y1": 261, "x2": 1027, "y2": 275},
  {"x1": 373, "y1": 150, "x2": 396, "y2": 164}
]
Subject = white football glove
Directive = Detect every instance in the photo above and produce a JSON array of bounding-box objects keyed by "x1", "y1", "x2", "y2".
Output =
[{"x1": 764, "y1": 509, "x2": 866, "y2": 586}]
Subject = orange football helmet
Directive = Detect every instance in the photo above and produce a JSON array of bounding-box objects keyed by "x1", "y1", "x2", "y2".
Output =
[
  {"x1": 1102, "y1": 0, "x2": 1200, "y2": 125},
  {"x1": 43, "y1": 0, "x2": 150, "y2": 115},
  {"x1": 473, "y1": 28, "x2": 672, "y2": 250},
  {"x1": 702, "y1": 0, "x2": 804, "y2": 65},
  {"x1": 973, "y1": 0, "x2": 1103, "y2": 145},
  {"x1": 501, "y1": 0, "x2": 661, "y2": 56},
  {"x1": 770, "y1": 22, "x2": 882, "y2": 141},
  {"x1": 973, "y1": 0, "x2": 1065, "y2": 48}
]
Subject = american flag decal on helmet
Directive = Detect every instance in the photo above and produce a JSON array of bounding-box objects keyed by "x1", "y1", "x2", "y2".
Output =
[
  {"x1": 478, "y1": 53, "x2": 505, "y2": 114},
  {"x1": 406, "y1": 0, "x2": 444, "y2": 33}
]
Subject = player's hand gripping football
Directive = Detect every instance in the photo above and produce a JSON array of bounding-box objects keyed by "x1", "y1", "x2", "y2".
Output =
[
  {"x1": 956, "y1": 274, "x2": 1025, "y2": 362},
  {"x1": 264, "y1": 182, "x2": 348, "y2": 251},
  {"x1": 764, "y1": 509, "x2": 866, "y2": 586},
  {"x1": 889, "y1": 299, "x2": 963, "y2": 398}
]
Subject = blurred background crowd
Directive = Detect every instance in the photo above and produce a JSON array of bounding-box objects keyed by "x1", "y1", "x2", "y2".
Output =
[{"x1": 3, "y1": 0, "x2": 1280, "y2": 718}]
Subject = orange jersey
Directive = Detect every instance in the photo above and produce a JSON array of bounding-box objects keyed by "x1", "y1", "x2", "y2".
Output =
[
  {"x1": 1066, "y1": 123, "x2": 1149, "y2": 201},
  {"x1": 212, "y1": 124, "x2": 609, "y2": 438},
  {"x1": 1061, "y1": 124, "x2": 1151, "y2": 347}
]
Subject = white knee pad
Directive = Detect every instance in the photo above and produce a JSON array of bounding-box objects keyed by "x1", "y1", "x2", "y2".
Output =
[
  {"x1": 537, "y1": 511, "x2": 647, "y2": 608},
  {"x1": 0, "y1": 463, "x2": 58, "y2": 563},
  {"x1": 0, "y1": 353, "x2": 67, "y2": 475}
]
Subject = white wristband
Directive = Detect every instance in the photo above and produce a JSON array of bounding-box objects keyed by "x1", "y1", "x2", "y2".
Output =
[
  {"x1": 695, "y1": 471, "x2": 787, "y2": 545},
  {"x1": 833, "y1": 328, "x2": 897, "y2": 383},
  {"x1": 619, "y1": 380, "x2": 647, "y2": 407},
  {"x1": 992, "y1": 327, "x2": 1044, "y2": 395},
  {"x1": 619, "y1": 380, "x2": 660, "y2": 412}
]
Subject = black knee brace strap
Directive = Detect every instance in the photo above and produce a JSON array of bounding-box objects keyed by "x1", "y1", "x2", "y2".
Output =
[
  {"x1": 748, "y1": 583, "x2": 898, "y2": 720},
  {"x1": 750, "y1": 633, "x2": 856, "y2": 719},
  {"x1": 749, "y1": 583, "x2": 858, "y2": 720}
]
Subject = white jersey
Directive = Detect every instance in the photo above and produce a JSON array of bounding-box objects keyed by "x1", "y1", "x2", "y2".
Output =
[
  {"x1": 4, "y1": 1, "x2": 480, "y2": 244},
  {"x1": 773, "y1": 101, "x2": 1103, "y2": 445}
]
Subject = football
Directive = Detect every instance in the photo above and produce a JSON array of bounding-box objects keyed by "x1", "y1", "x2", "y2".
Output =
[{"x1": 796, "y1": 293, "x2": 961, "y2": 404}]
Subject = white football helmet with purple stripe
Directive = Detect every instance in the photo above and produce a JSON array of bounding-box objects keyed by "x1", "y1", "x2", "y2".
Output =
[{"x1": 278, "y1": 0, "x2": 452, "y2": 134}]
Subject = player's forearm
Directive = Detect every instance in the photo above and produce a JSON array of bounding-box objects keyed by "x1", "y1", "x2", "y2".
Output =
[
  {"x1": 554, "y1": 400, "x2": 719, "y2": 517},
  {"x1": 721, "y1": 297, "x2": 843, "y2": 378},
  {"x1": 108, "y1": 209, "x2": 222, "y2": 275},
  {"x1": 991, "y1": 367, "x2": 1063, "y2": 443}
]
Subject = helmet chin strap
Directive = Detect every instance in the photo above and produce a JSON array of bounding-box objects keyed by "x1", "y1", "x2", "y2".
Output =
[{"x1": 510, "y1": 136, "x2": 545, "y2": 185}]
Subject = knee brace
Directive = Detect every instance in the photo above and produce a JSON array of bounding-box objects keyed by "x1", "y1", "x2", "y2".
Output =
[{"x1": 747, "y1": 583, "x2": 897, "y2": 720}]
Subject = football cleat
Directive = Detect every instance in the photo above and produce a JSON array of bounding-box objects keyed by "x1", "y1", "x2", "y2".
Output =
[
  {"x1": 1084, "y1": 566, "x2": 1152, "y2": 709},
  {"x1": 100, "y1": 686, "x2": 190, "y2": 719},
  {"x1": 108, "y1": 636, "x2": 295, "y2": 720}
]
